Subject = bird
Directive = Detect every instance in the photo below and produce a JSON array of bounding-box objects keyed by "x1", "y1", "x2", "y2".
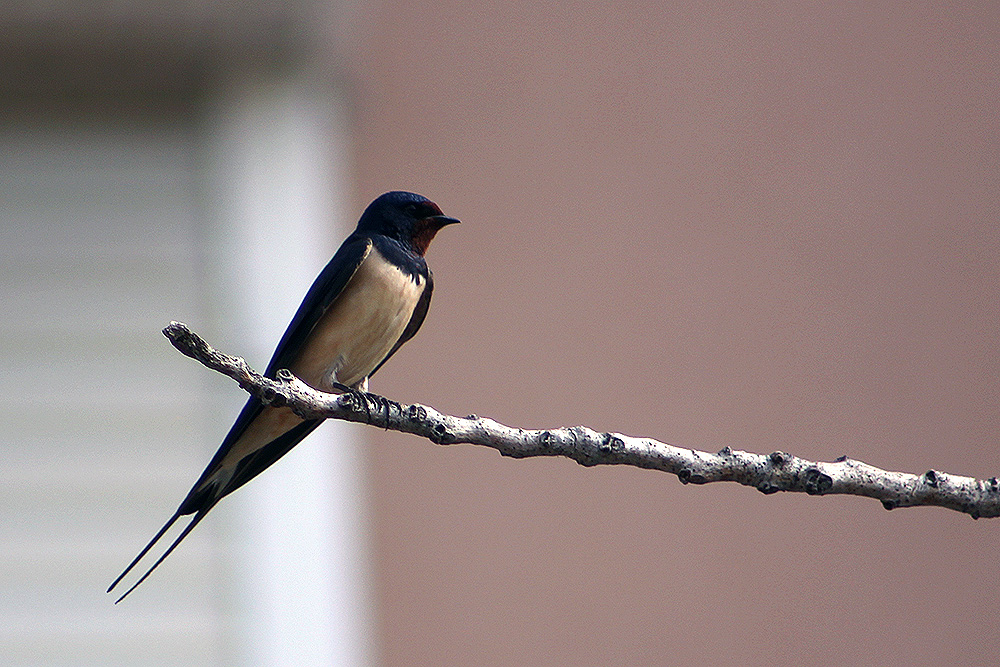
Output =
[{"x1": 108, "y1": 191, "x2": 458, "y2": 602}]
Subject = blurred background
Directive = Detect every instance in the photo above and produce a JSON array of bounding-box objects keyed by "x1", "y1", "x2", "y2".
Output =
[{"x1": 2, "y1": 2, "x2": 999, "y2": 665}]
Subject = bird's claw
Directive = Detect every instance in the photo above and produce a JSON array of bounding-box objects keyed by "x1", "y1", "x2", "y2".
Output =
[{"x1": 331, "y1": 382, "x2": 396, "y2": 427}]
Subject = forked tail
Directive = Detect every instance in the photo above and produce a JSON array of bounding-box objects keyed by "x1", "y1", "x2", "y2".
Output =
[{"x1": 107, "y1": 506, "x2": 213, "y2": 603}]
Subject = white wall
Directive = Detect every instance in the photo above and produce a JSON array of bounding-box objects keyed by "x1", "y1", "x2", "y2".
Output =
[
  {"x1": 0, "y1": 74, "x2": 373, "y2": 666},
  {"x1": 206, "y1": 75, "x2": 373, "y2": 667}
]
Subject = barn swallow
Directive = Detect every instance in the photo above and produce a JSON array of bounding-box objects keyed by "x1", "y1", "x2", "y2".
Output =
[{"x1": 108, "y1": 191, "x2": 458, "y2": 602}]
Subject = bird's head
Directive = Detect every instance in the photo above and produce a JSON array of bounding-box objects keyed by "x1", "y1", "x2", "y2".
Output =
[{"x1": 357, "y1": 191, "x2": 460, "y2": 256}]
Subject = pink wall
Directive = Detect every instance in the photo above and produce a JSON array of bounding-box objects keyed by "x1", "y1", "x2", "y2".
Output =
[{"x1": 352, "y1": 3, "x2": 1000, "y2": 663}]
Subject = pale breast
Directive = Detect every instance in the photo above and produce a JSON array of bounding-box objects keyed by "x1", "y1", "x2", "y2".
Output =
[{"x1": 289, "y1": 246, "x2": 425, "y2": 390}]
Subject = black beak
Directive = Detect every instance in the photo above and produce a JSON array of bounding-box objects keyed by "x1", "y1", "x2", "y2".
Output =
[{"x1": 429, "y1": 215, "x2": 461, "y2": 228}]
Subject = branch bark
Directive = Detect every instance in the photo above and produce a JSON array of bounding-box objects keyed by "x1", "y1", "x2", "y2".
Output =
[{"x1": 163, "y1": 321, "x2": 1000, "y2": 519}]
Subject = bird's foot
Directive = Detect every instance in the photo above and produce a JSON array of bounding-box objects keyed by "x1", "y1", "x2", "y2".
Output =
[
  {"x1": 331, "y1": 381, "x2": 373, "y2": 422},
  {"x1": 331, "y1": 382, "x2": 397, "y2": 427}
]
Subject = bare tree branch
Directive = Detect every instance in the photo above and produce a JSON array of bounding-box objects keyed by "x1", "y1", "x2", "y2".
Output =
[{"x1": 163, "y1": 321, "x2": 1000, "y2": 519}]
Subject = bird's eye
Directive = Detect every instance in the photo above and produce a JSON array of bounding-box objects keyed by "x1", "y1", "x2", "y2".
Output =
[{"x1": 402, "y1": 201, "x2": 441, "y2": 218}]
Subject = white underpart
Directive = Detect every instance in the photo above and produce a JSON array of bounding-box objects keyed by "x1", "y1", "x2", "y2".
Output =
[
  {"x1": 220, "y1": 244, "x2": 424, "y2": 466},
  {"x1": 292, "y1": 244, "x2": 425, "y2": 390}
]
